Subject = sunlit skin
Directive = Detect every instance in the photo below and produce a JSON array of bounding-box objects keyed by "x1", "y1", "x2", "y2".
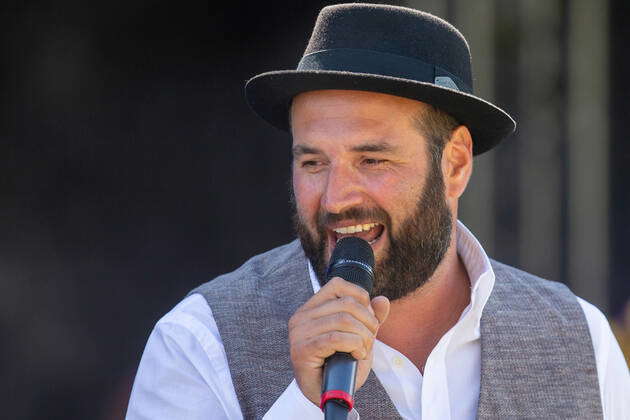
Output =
[{"x1": 289, "y1": 89, "x2": 474, "y2": 405}]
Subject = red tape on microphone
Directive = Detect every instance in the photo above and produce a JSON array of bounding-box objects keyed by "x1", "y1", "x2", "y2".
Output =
[{"x1": 320, "y1": 390, "x2": 354, "y2": 411}]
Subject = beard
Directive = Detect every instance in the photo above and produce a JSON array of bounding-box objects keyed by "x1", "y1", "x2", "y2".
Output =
[{"x1": 292, "y1": 160, "x2": 453, "y2": 301}]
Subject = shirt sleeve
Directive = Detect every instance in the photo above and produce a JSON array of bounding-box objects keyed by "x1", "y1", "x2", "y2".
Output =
[
  {"x1": 264, "y1": 379, "x2": 360, "y2": 420},
  {"x1": 126, "y1": 294, "x2": 360, "y2": 420},
  {"x1": 578, "y1": 298, "x2": 630, "y2": 420},
  {"x1": 125, "y1": 294, "x2": 243, "y2": 419}
]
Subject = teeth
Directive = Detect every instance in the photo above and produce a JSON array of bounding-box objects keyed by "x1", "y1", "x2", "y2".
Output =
[{"x1": 333, "y1": 223, "x2": 377, "y2": 234}]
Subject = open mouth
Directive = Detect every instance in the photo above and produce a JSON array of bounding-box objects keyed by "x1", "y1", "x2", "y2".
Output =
[{"x1": 331, "y1": 222, "x2": 385, "y2": 245}]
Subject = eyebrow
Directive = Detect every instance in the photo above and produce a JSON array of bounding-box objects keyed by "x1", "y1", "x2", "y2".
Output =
[
  {"x1": 292, "y1": 145, "x2": 321, "y2": 157},
  {"x1": 350, "y1": 141, "x2": 397, "y2": 153},
  {"x1": 292, "y1": 141, "x2": 397, "y2": 157}
]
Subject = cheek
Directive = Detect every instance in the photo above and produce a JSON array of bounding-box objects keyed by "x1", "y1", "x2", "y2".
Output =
[
  {"x1": 368, "y1": 172, "x2": 423, "y2": 221},
  {"x1": 292, "y1": 173, "x2": 322, "y2": 221}
]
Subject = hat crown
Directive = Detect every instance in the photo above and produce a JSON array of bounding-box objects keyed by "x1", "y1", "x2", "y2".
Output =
[
  {"x1": 244, "y1": 3, "x2": 516, "y2": 155},
  {"x1": 303, "y1": 3, "x2": 473, "y2": 91}
]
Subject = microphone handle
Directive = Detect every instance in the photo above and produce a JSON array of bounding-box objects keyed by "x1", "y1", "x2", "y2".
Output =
[
  {"x1": 323, "y1": 352, "x2": 357, "y2": 420},
  {"x1": 324, "y1": 399, "x2": 351, "y2": 420}
]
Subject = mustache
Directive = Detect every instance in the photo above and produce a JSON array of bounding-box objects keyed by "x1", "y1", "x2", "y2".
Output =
[{"x1": 317, "y1": 206, "x2": 390, "y2": 227}]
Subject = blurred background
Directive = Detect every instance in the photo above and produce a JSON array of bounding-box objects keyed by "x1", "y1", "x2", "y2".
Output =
[{"x1": 1, "y1": 0, "x2": 628, "y2": 418}]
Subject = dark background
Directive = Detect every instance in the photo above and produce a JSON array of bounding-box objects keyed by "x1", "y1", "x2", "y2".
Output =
[{"x1": 1, "y1": 1, "x2": 628, "y2": 419}]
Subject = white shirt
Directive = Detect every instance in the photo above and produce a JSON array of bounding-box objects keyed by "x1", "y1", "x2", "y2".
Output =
[{"x1": 126, "y1": 222, "x2": 630, "y2": 419}]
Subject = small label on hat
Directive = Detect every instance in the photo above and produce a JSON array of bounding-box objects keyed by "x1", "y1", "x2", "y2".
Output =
[{"x1": 434, "y1": 76, "x2": 459, "y2": 91}]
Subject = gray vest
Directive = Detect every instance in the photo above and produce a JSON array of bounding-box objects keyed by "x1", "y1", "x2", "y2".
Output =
[{"x1": 190, "y1": 240, "x2": 602, "y2": 419}]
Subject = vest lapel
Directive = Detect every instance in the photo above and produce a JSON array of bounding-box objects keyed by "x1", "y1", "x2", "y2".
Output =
[{"x1": 355, "y1": 371, "x2": 402, "y2": 418}]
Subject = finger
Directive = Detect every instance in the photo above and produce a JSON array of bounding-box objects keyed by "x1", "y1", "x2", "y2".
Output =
[
  {"x1": 371, "y1": 295, "x2": 391, "y2": 325},
  {"x1": 303, "y1": 331, "x2": 368, "y2": 361},
  {"x1": 300, "y1": 277, "x2": 371, "y2": 311},
  {"x1": 298, "y1": 296, "x2": 380, "y2": 335},
  {"x1": 355, "y1": 346, "x2": 375, "y2": 389},
  {"x1": 297, "y1": 312, "x2": 376, "y2": 351}
]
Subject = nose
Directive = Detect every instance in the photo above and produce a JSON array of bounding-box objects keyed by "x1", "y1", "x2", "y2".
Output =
[{"x1": 322, "y1": 163, "x2": 365, "y2": 215}]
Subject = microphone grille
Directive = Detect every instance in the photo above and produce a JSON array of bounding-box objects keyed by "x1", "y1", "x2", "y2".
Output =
[
  {"x1": 327, "y1": 237, "x2": 375, "y2": 292},
  {"x1": 330, "y1": 237, "x2": 374, "y2": 266}
]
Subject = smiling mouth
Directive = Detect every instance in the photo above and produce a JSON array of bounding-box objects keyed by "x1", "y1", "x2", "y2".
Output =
[{"x1": 331, "y1": 222, "x2": 385, "y2": 245}]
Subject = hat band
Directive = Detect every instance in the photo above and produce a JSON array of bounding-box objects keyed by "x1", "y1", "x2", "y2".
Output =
[{"x1": 297, "y1": 48, "x2": 472, "y2": 94}]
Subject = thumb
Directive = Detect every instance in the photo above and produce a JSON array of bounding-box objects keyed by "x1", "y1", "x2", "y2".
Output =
[{"x1": 371, "y1": 295, "x2": 390, "y2": 325}]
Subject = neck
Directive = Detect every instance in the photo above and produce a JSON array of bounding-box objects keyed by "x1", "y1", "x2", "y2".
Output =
[{"x1": 376, "y1": 230, "x2": 471, "y2": 372}]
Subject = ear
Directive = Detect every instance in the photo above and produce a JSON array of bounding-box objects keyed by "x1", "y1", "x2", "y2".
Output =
[{"x1": 442, "y1": 125, "x2": 473, "y2": 199}]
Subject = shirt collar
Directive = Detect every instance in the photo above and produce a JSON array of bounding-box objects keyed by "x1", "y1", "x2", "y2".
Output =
[{"x1": 454, "y1": 220, "x2": 495, "y2": 338}]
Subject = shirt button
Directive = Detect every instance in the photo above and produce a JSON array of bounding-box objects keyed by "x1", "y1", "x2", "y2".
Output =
[{"x1": 392, "y1": 356, "x2": 403, "y2": 367}]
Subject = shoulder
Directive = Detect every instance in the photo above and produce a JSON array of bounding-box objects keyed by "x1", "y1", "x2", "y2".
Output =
[
  {"x1": 576, "y1": 297, "x2": 610, "y2": 341},
  {"x1": 575, "y1": 297, "x2": 624, "y2": 372},
  {"x1": 138, "y1": 293, "x2": 226, "y2": 378},
  {"x1": 489, "y1": 259, "x2": 579, "y2": 316},
  {"x1": 191, "y1": 240, "x2": 305, "y2": 297},
  {"x1": 156, "y1": 293, "x2": 221, "y2": 345},
  {"x1": 576, "y1": 299, "x2": 630, "y2": 416},
  {"x1": 128, "y1": 293, "x2": 244, "y2": 419},
  {"x1": 490, "y1": 259, "x2": 619, "y2": 346},
  {"x1": 490, "y1": 259, "x2": 569, "y2": 292},
  {"x1": 156, "y1": 240, "x2": 304, "y2": 332}
]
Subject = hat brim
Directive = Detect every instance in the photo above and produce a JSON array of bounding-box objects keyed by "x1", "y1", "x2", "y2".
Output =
[{"x1": 245, "y1": 70, "x2": 515, "y2": 155}]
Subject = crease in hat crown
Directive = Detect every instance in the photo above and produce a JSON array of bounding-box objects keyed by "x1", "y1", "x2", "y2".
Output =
[{"x1": 245, "y1": 3, "x2": 516, "y2": 155}]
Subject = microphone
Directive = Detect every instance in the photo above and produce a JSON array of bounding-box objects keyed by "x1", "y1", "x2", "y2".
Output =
[{"x1": 320, "y1": 237, "x2": 375, "y2": 419}]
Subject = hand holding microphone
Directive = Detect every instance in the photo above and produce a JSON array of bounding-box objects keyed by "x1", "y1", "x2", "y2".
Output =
[{"x1": 288, "y1": 237, "x2": 390, "y2": 417}]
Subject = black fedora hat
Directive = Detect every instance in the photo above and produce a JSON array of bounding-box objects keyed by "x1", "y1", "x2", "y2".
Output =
[{"x1": 245, "y1": 3, "x2": 516, "y2": 155}]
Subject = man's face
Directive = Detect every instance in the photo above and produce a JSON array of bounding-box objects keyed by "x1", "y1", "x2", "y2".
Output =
[{"x1": 290, "y1": 90, "x2": 453, "y2": 300}]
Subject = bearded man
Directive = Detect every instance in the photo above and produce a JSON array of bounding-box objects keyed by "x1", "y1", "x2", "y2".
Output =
[{"x1": 126, "y1": 4, "x2": 629, "y2": 419}]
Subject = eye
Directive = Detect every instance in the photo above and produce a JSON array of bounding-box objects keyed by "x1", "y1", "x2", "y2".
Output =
[
  {"x1": 299, "y1": 159, "x2": 327, "y2": 172},
  {"x1": 362, "y1": 158, "x2": 386, "y2": 166},
  {"x1": 301, "y1": 160, "x2": 321, "y2": 167}
]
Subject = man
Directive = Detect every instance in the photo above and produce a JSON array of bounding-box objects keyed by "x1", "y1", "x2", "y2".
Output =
[{"x1": 126, "y1": 4, "x2": 629, "y2": 419}]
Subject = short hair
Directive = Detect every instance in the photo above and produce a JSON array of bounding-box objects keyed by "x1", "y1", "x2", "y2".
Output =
[{"x1": 412, "y1": 105, "x2": 459, "y2": 167}]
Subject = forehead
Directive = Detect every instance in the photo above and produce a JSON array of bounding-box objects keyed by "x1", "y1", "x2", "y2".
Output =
[{"x1": 290, "y1": 90, "x2": 427, "y2": 151}]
